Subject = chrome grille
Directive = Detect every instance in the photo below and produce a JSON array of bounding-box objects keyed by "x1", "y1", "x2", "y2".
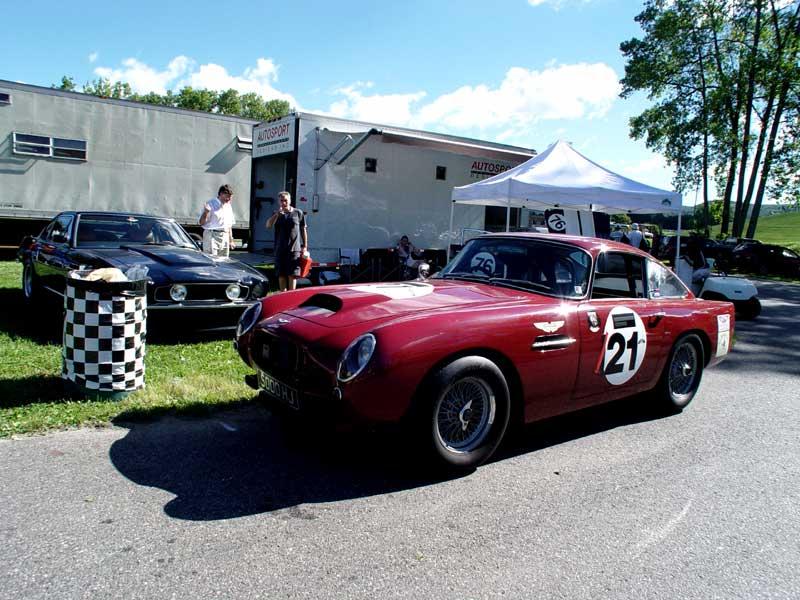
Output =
[
  {"x1": 253, "y1": 331, "x2": 301, "y2": 378},
  {"x1": 154, "y1": 283, "x2": 250, "y2": 302}
]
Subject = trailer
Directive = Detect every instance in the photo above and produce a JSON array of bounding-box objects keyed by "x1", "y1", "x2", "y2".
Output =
[
  {"x1": 0, "y1": 80, "x2": 256, "y2": 247},
  {"x1": 250, "y1": 113, "x2": 536, "y2": 272}
]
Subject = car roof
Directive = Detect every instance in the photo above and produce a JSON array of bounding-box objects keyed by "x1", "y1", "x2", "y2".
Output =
[
  {"x1": 478, "y1": 231, "x2": 653, "y2": 258},
  {"x1": 60, "y1": 211, "x2": 179, "y2": 222}
]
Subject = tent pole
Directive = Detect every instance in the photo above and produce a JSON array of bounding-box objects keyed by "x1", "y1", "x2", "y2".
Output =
[
  {"x1": 447, "y1": 200, "x2": 455, "y2": 261},
  {"x1": 506, "y1": 199, "x2": 511, "y2": 232},
  {"x1": 675, "y1": 210, "x2": 682, "y2": 268}
]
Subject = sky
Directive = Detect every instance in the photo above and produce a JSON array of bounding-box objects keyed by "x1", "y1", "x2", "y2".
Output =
[{"x1": 1, "y1": 0, "x2": 691, "y2": 200}]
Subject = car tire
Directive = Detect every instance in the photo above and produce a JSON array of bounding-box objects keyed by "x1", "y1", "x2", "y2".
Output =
[
  {"x1": 22, "y1": 261, "x2": 40, "y2": 303},
  {"x1": 415, "y1": 356, "x2": 511, "y2": 472},
  {"x1": 735, "y1": 297, "x2": 761, "y2": 320},
  {"x1": 655, "y1": 334, "x2": 704, "y2": 412}
]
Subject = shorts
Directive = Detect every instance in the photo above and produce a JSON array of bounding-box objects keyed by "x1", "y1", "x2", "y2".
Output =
[{"x1": 275, "y1": 250, "x2": 302, "y2": 277}]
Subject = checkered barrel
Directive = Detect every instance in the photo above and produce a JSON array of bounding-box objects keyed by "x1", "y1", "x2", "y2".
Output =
[{"x1": 62, "y1": 274, "x2": 147, "y2": 394}]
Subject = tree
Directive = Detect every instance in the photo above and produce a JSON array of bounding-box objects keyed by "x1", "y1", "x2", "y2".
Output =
[
  {"x1": 83, "y1": 77, "x2": 133, "y2": 99},
  {"x1": 53, "y1": 76, "x2": 76, "y2": 92},
  {"x1": 620, "y1": 0, "x2": 800, "y2": 240},
  {"x1": 53, "y1": 75, "x2": 292, "y2": 122}
]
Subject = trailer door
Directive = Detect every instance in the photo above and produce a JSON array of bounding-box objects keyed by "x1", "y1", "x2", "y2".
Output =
[{"x1": 251, "y1": 157, "x2": 288, "y2": 252}]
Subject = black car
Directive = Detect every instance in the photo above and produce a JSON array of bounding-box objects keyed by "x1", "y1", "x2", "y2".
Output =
[
  {"x1": 18, "y1": 212, "x2": 268, "y2": 327},
  {"x1": 656, "y1": 235, "x2": 732, "y2": 269},
  {"x1": 733, "y1": 242, "x2": 800, "y2": 277}
]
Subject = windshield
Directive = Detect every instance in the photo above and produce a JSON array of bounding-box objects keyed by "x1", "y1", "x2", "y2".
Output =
[
  {"x1": 75, "y1": 214, "x2": 196, "y2": 249},
  {"x1": 434, "y1": 237, "x2": 592, "y2": 299}
]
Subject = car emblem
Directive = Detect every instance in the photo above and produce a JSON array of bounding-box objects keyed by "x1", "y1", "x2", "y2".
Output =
[{"x1": 534, "y1": 321, "x2": 564, "y2": 333}]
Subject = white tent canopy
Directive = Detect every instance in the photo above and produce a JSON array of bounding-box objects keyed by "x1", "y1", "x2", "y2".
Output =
[{"x1": 451, "y1": 139, "x2": 682, "y2": 214}]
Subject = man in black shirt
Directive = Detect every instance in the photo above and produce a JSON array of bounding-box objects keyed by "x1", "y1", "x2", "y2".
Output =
[{"x1": 266, "y1": 191, "x2": 308, "y2": 291}]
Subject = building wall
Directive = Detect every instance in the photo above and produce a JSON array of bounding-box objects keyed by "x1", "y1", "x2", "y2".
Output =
[
  {"x1": 295, "y1": 117, "x2": 527, "y2": 252},
  {"x1": 0, "y1": 82, "x2": 255, "y2": 228}
]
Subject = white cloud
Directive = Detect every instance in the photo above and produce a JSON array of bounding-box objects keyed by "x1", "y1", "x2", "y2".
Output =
[
  {"x1": 327, "y1": 82, "x2": 425, "y2": 125},
  {"x1": 93, "y1": 56, "x2": 297, "y2": 106},
  {"x1": 95, "y1": 56, "x2": 192, "y2": 95},
  {"x1": 88, "y1": 52, "x2": 98, "y2": 64},
  {"x1": 326, "y1": 63, "x2": 620, "y2": 133}
]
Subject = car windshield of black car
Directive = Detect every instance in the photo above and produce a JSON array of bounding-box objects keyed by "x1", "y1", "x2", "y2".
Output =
[
  {"x1": 75, "y1": 215, "x2": 195, "y2": 248},
  {"x1": 436, "y1": 238, "x2": 591, "y2": 299}
]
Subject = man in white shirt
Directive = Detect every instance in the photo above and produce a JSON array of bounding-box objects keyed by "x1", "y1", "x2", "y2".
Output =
[
  {"x1": 626, "y1": 222, "x2": 644, "y2": 249},
  {"x1": 199, "y1": 184, "x2": 235, "y2": 257}
]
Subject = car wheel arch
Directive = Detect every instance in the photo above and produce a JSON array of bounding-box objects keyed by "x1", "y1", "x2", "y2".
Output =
[
  {"x1": 680, "y1": 328, "x2": 711, "y2": 368},
  {"x1": 409, "y1": 347, "x2": 524, "y2": 427}
]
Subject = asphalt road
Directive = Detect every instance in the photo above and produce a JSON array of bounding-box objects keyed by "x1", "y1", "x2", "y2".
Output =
[{"x1": 1, "y1": 280, "x2": 798, "y2": 600}]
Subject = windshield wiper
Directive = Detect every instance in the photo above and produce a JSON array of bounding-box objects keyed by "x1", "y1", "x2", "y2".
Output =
[{"x1": 488, "y1": 278, "x2": 553, "y2": 293}]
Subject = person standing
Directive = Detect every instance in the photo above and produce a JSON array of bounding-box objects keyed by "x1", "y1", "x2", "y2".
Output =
[
  {"x1": 199, "y1": 184, "x2": 235, "y2": 257},
  {"x1": 626, "y1": 222, "x2": 644, "y2": 249},
  {"x1": 266, "y1": 191, "x2": 308, "y2": 291}
]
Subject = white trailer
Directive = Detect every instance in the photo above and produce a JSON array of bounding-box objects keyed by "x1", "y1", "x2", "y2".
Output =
[
  {"x1": 250, "y1": 113, "x2": 536, "y2": 265},
  {"x1": 0, "y1": 80, "x2": 256, "y2": 246}
]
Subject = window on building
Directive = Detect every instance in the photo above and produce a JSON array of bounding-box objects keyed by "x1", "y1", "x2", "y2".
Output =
[
  {"x1": 12, "y1": 132, "x2": 87, "y2": 161},
  {"x1": 0, "y1": 92, "x2": 11, "y2": 105},
  {"x1": 436, "y1": 166, "x2": 447, "y2": 180},
  {"x1": 365, "y1": 157, "x2": 377, "y2": 173}
]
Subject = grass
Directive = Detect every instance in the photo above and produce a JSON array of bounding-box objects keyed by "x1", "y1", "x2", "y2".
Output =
[
  {"x1": 0, "y1": 261, "x2": 261, "y2": 438},
  {"x1": 709, "y1": 210, "x2": 800, "y2": 251}
]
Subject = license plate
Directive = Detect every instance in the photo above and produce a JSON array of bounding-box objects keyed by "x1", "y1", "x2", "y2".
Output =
[{"x1": 258, "y1": 369, "x2": 300, "y2": 410}]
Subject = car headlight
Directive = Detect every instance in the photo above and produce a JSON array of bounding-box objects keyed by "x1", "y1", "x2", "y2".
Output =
[
  {"x1": 236, "y1": 302, "x2": 262, "y2": 337},
  {"x1": 337, "y1": 334, "x2": 376, "y2": 382},
  {"x1": 169, "y1": 284, "x2": 188, "y2": 302},
  {"x1": 226, "y1": 284, "x2": 242, "y2": 300}
]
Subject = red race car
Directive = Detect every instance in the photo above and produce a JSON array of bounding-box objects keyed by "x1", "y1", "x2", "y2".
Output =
[{"x1": 235, "y1": 233, "x2": 734, "y2": 471}]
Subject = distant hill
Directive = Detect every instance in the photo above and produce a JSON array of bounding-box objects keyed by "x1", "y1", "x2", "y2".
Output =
[
  {"x1": 750, "y1": 211, "x2": 800, "y2": 250},
  {"x1": 711, "y1": 211, "x2": 799, "y2": 251}
]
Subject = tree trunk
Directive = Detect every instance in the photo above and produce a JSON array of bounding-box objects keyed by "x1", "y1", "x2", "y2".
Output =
[{"x1": 732, "y1": 1, "x2": 763, "y2": 238}]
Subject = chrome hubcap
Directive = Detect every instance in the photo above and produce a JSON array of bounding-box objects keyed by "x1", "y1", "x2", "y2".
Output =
[
  {"x1": 435, "y1": 377, "x2": 495, "y2": 453},
  {"x1": 670, "y1": 343, "x2": 698, "y2": 396}
]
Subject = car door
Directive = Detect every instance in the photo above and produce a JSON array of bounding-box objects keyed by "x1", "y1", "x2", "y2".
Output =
[
  {"x1": 38, "y1": 213, "x2": 75, "y2": 294},
  {"x1": 573, "y1": 251, "x2": 668, "y2": 408}
]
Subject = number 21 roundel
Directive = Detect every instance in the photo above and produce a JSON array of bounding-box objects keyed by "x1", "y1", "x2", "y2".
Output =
[{"x1": 602, "y1": 306, "x2": 647, "y2": 385}]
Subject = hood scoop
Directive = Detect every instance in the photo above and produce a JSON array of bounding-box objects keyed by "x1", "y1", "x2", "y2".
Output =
[{"x1": 299, "y1": 294, "x2": 343, "y2": 314}]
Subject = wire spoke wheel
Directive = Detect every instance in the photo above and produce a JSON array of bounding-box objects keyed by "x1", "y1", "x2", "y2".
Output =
[
  {"x1": 669, "y1": 341, "x2": 699, "y2": 397},
  {"x1": 434, "y1": 376, "x2": 496, "y2": 453}
]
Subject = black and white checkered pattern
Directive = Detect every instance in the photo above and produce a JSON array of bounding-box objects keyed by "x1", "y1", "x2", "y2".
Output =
[{"x1": 62, "y1": 282, "x2": 147, "y2": 392}]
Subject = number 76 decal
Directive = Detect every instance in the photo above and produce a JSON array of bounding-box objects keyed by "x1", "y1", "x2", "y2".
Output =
[{"x1": 595, "y1": 306, "x2": 648, "y2": 385}]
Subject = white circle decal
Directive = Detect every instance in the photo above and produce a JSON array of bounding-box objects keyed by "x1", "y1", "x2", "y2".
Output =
[
  {"x1": 602, "y1": 306, "x2": 647, "y2": 385},
  {"x1": 547, "y1": 213, "x2": 567, "y2": 232},
  {"x1": 470, "y1": 252, "x2": 496, "y2": 276}
]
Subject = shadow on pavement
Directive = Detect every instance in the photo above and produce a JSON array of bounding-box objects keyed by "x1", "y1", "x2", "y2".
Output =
[
  {"x1": 108, "y1": 393, "x2": 674, "y2": 522},
  {"x1": 716, "y1": 279, "x2": 800, "y2": 378}
]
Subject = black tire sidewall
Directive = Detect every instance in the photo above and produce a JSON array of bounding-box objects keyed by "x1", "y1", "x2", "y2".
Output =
[
  {"x1": 419, "y1": 356, "x2": 511, "y2": 470},
  {"x1": 22, "y1": 262, "x2": 37, "y2": 301},
  {"x1": 660, "y1": 334, "x2": 704, "y2": 410}
]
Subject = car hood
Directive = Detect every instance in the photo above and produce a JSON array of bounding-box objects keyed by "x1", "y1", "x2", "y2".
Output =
[
  {"x1": 78, "y1": 246, "x2": 263, "y2": 282},
  {"x1": 282, "y1": 280, "x2": 556, "y2": 328}
]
